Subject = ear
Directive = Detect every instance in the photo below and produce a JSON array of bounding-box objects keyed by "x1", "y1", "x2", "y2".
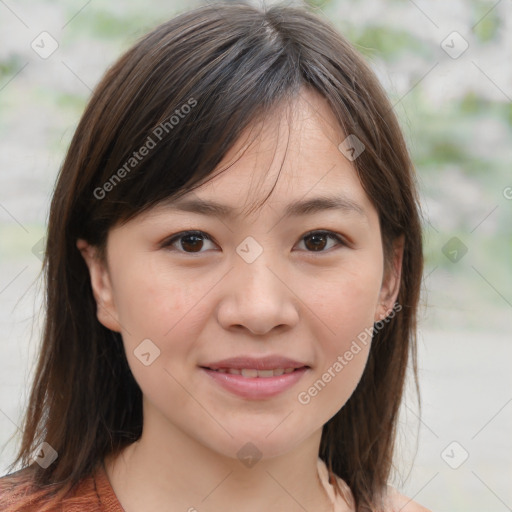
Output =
[
  {"x1": 375, "y1": 235, "x2": 405, "y2": 322},
  {"x1": 76, "y1": 239, "x2": 121, "y2": 332}
]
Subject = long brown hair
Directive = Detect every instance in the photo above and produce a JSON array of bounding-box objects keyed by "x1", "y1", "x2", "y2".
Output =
[{"x1": 1, "y1": 2, "x2": 423, "y2": 510}]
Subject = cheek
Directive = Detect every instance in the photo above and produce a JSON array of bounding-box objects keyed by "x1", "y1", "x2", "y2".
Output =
[
  {"x1": 110, "y1": 257, "x2": 216, "y2": 382},
  {"x1": 297, "y1": 258, "x2": 381, "y2": 415},
  {"x1": 310, "y1": 254, "x2": 383, "y2": 339},
  {"x1": 110, "y1": 264, "x2": 206, "y2": 413},
  {"x1": 111, "y1": 256, "x2": 204, "y2": 338}
]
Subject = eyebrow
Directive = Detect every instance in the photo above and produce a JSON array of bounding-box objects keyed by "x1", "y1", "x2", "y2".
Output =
[{"x1": 163, "y1": 194, "x2": 366, "y2": 220}]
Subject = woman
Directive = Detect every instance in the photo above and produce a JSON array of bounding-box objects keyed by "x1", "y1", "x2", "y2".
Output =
[{"x1": 0, "y1": 3, "x2": 428, "y2": 511}]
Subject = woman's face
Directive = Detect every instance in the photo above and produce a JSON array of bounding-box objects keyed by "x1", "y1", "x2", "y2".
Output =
[{"x1": 78, "y1": 88, "x2": 402, "y2": 461}]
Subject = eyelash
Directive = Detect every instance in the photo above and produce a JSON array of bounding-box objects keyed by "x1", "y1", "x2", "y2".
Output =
[{"x1": 161, "y1": 230, "x2": 347, "y2": 255}]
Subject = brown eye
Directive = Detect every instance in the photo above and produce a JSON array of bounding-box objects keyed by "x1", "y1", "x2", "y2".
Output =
[
  {"x1": 164, "y1": 231, "x2": 215, "y2": 253},
  {"x1": 299, "y1": 231, "x2": 345, "y2": 253},
  {"x1": 180, "y1": 233, "x2": 205, "y2": 252}
]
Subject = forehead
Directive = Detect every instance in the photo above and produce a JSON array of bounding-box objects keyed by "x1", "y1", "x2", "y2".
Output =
[{"x1": 153, "y1": 88, "x2": 375, "y2": 219}]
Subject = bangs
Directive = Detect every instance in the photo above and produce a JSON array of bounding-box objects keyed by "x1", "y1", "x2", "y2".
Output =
[{"x1": 80, "y1": 5, "x2": 304, "y2": 238}]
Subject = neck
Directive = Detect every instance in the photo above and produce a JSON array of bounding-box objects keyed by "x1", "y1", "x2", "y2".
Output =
[{"x1": 105, "y1": 405, "x2": 334, "y2": 512}]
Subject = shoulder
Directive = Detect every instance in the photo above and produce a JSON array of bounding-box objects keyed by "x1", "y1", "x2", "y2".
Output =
[
  {"x1": 385, "y1": 487, "x2": 432, "y2": 512},
  {"x1": 0, "y1": 467, "x2": 42, "y2": 511},
  {"x1": 0, "y1": 466, "x2": 102, "y2": 512},
  {"x1": 0, "y1": 467, "x2": 36, "y2": 496}
]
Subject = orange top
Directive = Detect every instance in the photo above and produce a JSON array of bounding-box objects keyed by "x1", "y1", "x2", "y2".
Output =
[
  {"x1": 0, "y1": 458, "x2": 355, "y2": 511},
  {"x1": 0, "y1": 463, "x2": 124, "y2": 512}
]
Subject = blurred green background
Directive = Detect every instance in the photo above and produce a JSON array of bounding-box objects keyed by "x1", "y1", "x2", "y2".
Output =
[{"x1": 1, "y1": 1, "x2": 510, "y2": 511}]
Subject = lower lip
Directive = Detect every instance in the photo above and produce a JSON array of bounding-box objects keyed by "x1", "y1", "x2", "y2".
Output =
[{"x1": 201, "y1": 367, "x2": 308, "y2": 399}]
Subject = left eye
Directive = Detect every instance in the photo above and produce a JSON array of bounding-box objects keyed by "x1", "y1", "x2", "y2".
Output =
[
  {"x1": 162, "y1": 230, "x2": 346, "y2": 254},
  {"x1": 297, "y1": 231, "x2": 346, "y2": 252}
]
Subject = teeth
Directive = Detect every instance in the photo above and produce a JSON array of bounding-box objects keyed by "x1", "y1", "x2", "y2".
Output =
[
  {"x1": 213, "y1": 368, "x2": 298, "y2": 377},
  {"x1": 241, "y1": 369, "x2": 259, "y2": 378},
  {"x1": 256, "y1": 369, "x2": 274, "y2": 378}
]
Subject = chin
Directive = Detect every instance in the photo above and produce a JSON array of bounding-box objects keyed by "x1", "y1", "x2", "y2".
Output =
[{"x1": 220, "y1": 428, "x2": 310, "y2": 462}]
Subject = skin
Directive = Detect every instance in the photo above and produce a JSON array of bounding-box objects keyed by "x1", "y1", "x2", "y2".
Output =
[{"x1": 78, "y1": 88, "x2": 428, "y2": 512}]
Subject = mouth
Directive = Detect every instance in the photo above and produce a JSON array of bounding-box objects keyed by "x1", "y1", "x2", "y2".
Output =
[
  {"x1": 202, "y1": 367, "x2": 307, "y2": 378},
  {"x1": 200, "y1": 365, "x2": 310, "y2": 399}
]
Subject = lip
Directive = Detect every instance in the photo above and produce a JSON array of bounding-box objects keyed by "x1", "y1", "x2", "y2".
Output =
[
  {"x1": 202, "y1": 355, "x2": 309, "y2": 371},
  {"x1": 201, "y1": 366, "x2": 309, "y2": 399}
]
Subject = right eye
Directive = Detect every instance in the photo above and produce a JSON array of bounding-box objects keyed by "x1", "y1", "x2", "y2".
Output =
[{"x1": 162, "y1": 230, "x2": 217, "y2": 254}]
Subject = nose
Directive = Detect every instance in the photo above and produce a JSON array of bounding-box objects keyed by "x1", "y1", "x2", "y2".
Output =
[{"x1": 216, "y1": 251, "x2": 300, "y2": 336}]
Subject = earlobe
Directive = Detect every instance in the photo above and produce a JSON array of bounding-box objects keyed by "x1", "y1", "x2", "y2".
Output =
[
  {"x1": 375, "y1": 235, "x2": 405, "y2": 322},
  {"x1": 76, "y1": 239, "x2": 121, "y2": 332}
]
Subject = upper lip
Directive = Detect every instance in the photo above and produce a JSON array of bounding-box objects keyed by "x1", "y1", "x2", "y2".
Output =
[{"x1": 201, "y1": 356, "x2": 310, "y2": 371}]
